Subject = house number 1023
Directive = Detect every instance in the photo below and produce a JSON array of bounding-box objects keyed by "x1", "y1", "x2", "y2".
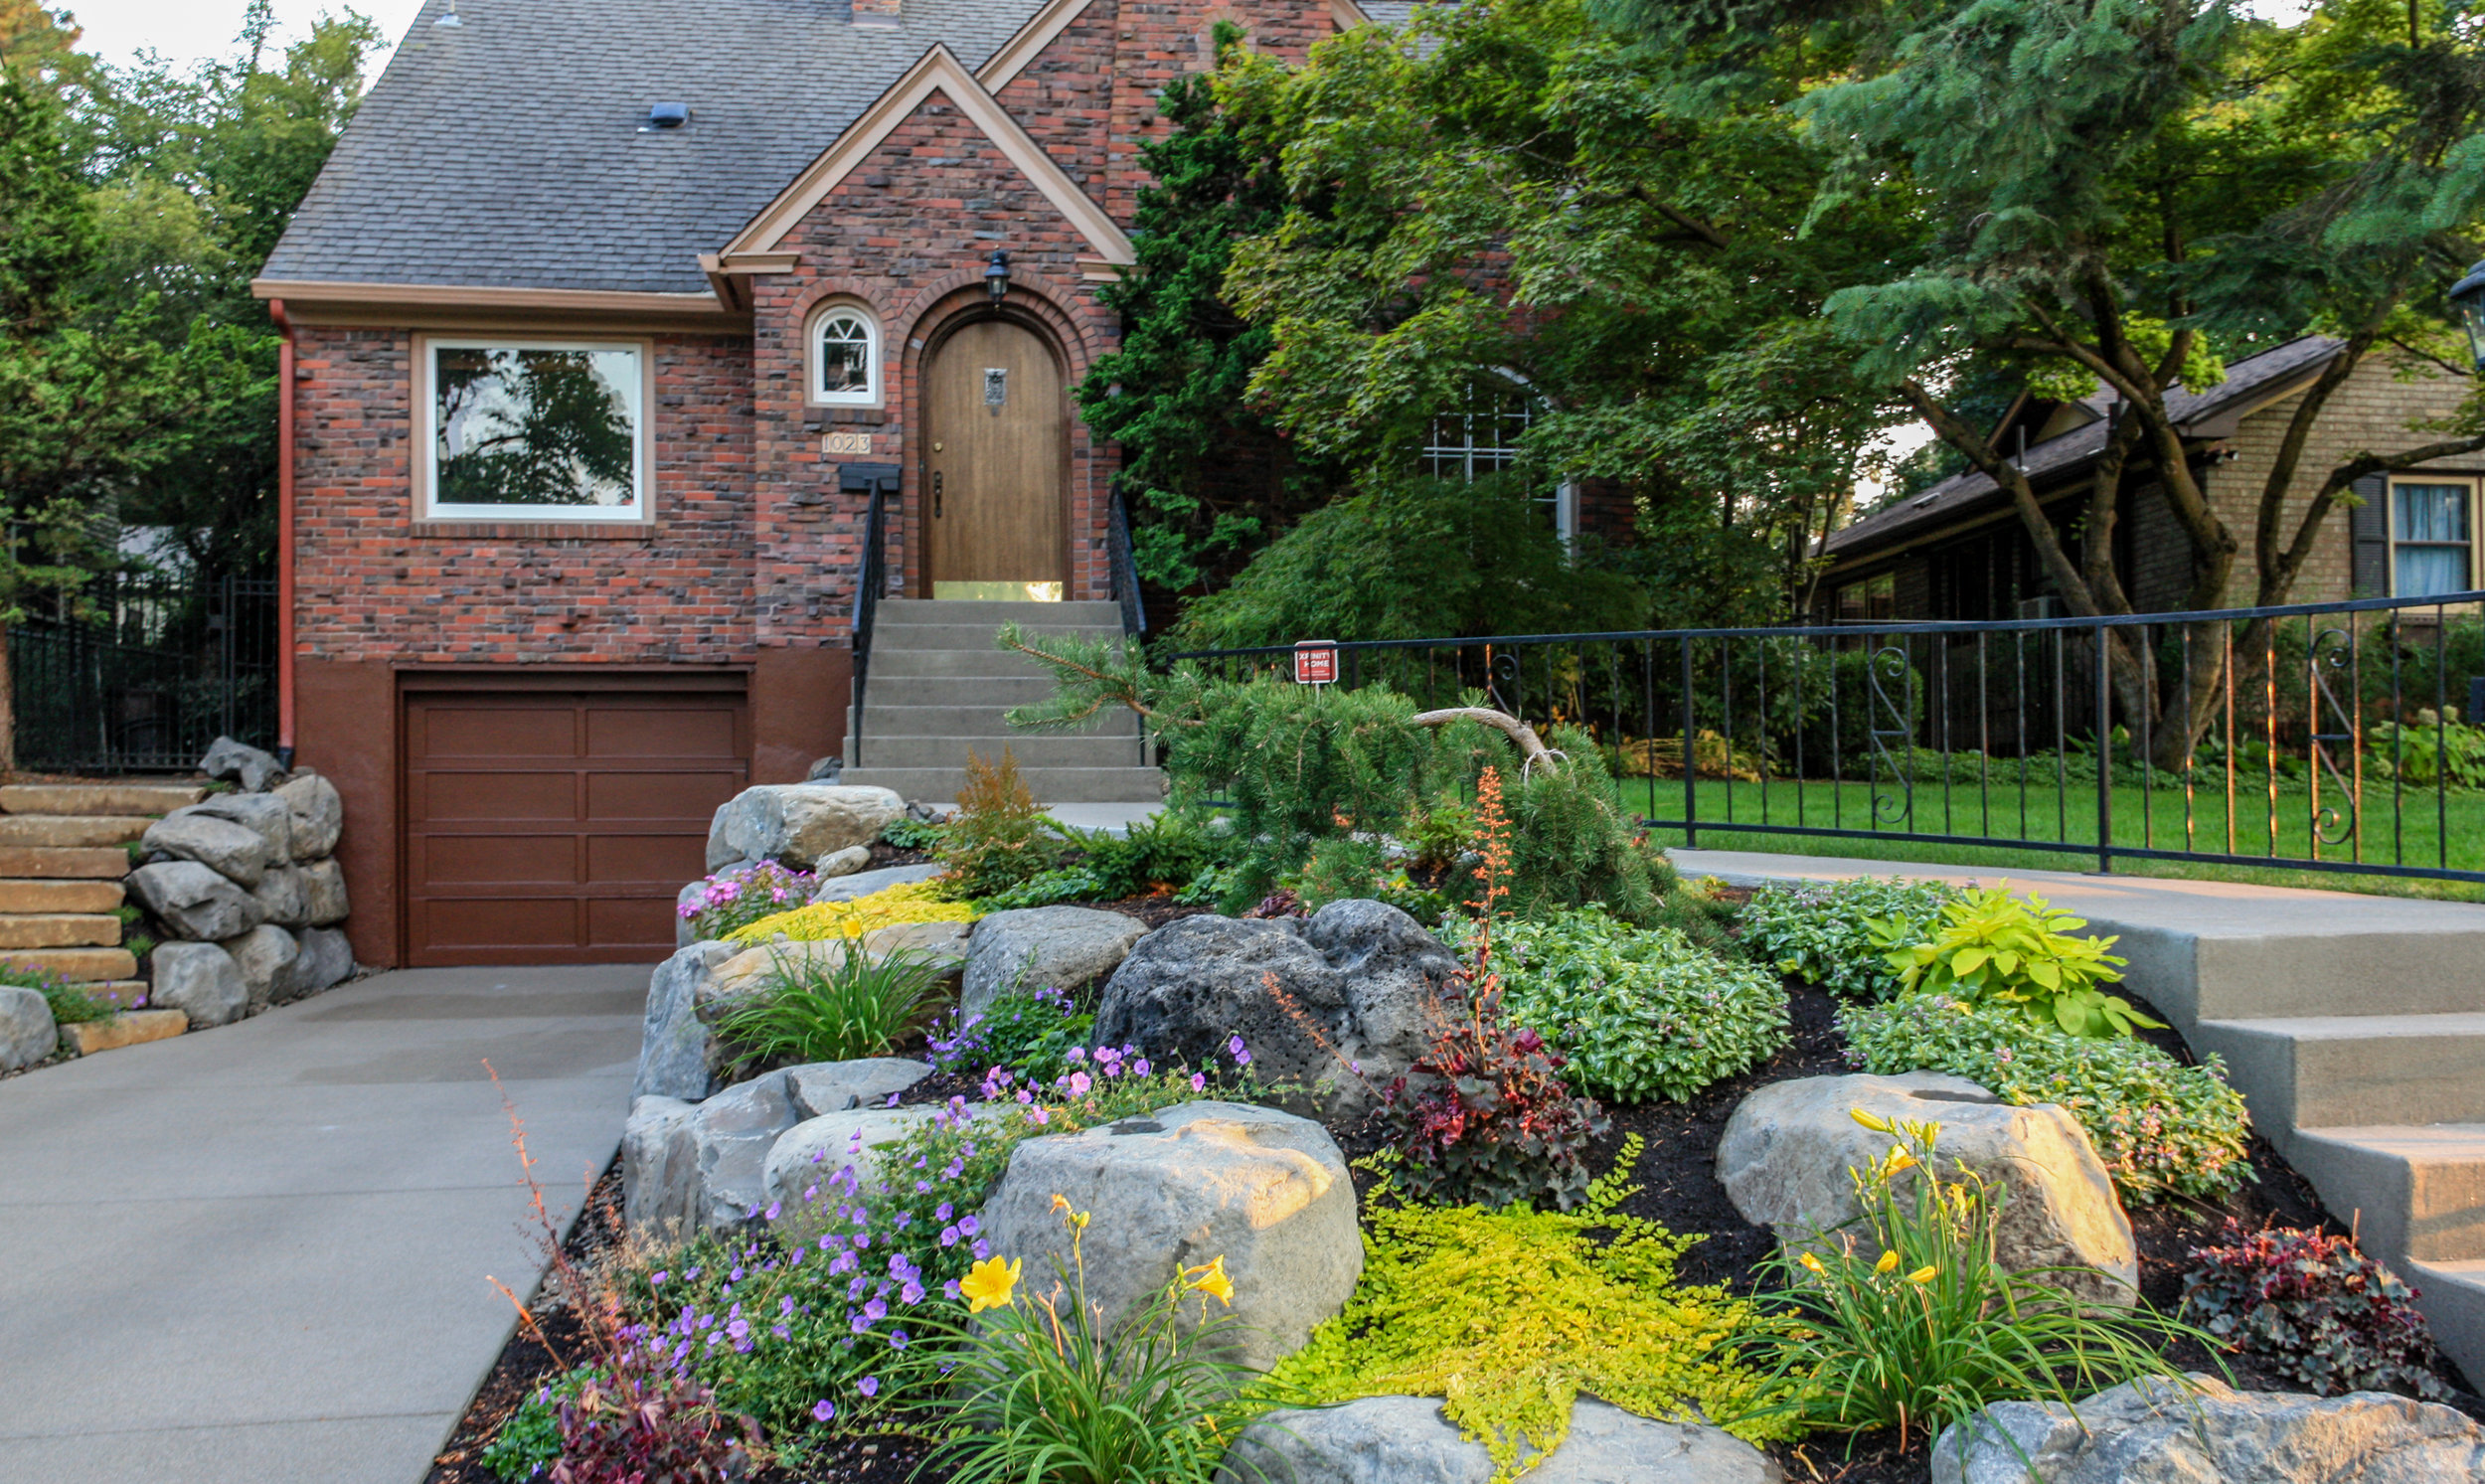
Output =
[{"x1": 822, "y1": 431, "x2": 873, "y2": 456}]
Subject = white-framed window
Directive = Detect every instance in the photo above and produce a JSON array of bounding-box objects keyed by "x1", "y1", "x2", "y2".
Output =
[
  {"x1": 2391, "y1": 478, "x2": 2478, "y2": 597},
  {"x1": 810, "y1": 304, "x2": 880, "y2": 405},
  {"x1": 1421, "y1": 378, "x2": 1575, "y2": 542},
  {"x1": 420, "y1": 338, "x2": 647, "y2": 520}
]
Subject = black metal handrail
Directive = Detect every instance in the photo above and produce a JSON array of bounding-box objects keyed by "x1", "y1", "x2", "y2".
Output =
[
  {"x1": 1163, "y1": 589, "x2": 2485, "y2": 885},
  {"x1": 844, "y1": 466, "x2": 898, "y2": 770},
  {"x1": 1106, "y1": 483, "x2": 1147, "y2": 639}
]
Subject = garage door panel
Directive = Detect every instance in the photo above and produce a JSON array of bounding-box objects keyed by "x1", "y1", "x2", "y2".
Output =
[
  {"x1": 585, "y1": 707, "x2": 740, "y2": 759},
  {"x1": 418, "y1": 771, "x2": 581, "y2": 823},
  {"x1": 584, "y1": 770, "x2": 744, "y2": 823},
  {"x1": 404, "y1": 685, "x2": 748, "y2": 967},
  {"x1": 415, "y1": 706, "x2": 579, "y2": 759}
]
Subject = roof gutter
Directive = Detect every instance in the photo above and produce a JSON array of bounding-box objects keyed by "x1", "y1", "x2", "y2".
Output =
[{"x1": 269, "y1": 299, "x2": 297, "y2": 769}]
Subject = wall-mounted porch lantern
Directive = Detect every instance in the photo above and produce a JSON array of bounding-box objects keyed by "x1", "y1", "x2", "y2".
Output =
[
  {"x1": 984, "y1": 249, "x2": 1012, "y2": 305},
  {"x1": 2450, "y1": 258, "x2": 2485, "y2": 369}
]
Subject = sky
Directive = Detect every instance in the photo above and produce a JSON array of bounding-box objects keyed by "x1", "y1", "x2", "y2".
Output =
[{"x1": 59, "y1": 0, "x2": 430, "y2": 73}]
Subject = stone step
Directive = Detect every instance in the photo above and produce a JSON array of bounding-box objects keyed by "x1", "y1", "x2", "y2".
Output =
[
  {"x1": 850, "y1": 734, "x2": 1150, "y2": 770},
  {"x1": 2404, "y1": 1258, "x2": 2485, "y2": 1393},
  {"x1": 0, "y1": 815, "x2": 153, "y2": 848},
  {"x1": 58, "y1": 1008, "x2": 185, "y2": 1056},
  {"x1": 839, "y1": 765, "x2": 1165, "y2": 806},
  {"x1": 850, "y1": 703, "x2": 1123, "y2": 737},
  {"x1": 857, "y1": 674, "x2": 1058, "y2": 707},
  {"x1": 878, "y1": 598, "x2": 1121, "y2": 625},
  {"x1": 2290, "y1": 1124, "x2": 2485, "y2": 1263},
  {"x1": 870, "y1": 648, "x2": 1063, "y2": 679},
  {"x1": 0, "y1": 913, "x2": 121, "y2": 949},
  {"x1": 0, "y1": 945, "x2": 140, "y2": 982},
  {"x1": 0, "y1": 846, "x2": 133, "y2": 880},
  {"x1": 2196, "y1": 1013, "x2": 2485, "y2": 1135},
  {"x1": 872, "y1": 622, "x2": 1126, "y2": 652},
  {"x1": 0, "y1": 878, "x2": 124, "y2": 913},
  {"x1": 0, "y1": 782, "x2": 203, "y2": 816}
]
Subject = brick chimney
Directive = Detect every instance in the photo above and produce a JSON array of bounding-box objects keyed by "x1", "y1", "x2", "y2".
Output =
[{"x1": 853, "y1": 0, "x2": 900, "y2": 27}]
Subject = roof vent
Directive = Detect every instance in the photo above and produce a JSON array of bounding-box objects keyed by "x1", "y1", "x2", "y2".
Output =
[
  {"x1": 643, "y1": 101, "x2": 690, "y2": 131},
  {"x1": 434, "y1": 0, "x2": 463, "y2": 25}
]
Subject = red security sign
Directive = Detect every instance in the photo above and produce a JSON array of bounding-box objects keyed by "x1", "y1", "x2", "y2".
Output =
[{"x1": 1293, "y1": 640, "x2": 1339, "y2": 686}]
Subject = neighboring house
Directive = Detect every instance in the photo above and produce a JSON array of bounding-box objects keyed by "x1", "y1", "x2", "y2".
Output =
[
  {"x1": 1818, "y1": 338, "x2": 2481, "y2": 624},
  {"x1": 257, "y1": 0, "x2": 1409, "y2": 970}
]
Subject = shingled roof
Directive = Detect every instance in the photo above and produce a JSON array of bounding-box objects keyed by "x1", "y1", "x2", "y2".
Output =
[{"x1": 1825, "y1": 335, "x2": 2344, "y2": 558}]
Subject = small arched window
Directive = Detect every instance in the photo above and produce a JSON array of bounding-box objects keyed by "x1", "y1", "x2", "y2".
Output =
[{"x1": 812, "y1": 306, "x2": 878, "y2": 404}]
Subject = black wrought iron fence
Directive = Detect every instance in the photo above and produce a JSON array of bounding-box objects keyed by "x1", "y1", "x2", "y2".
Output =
[
  {"x1": 9, "y1": 574, "x2": 277, "y2": 773},
  {"x1": 1164, "y1": 590, "x2": 2485, "y2": 885}
]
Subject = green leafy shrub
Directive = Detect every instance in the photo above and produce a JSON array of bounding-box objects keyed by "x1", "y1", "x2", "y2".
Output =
[
  {"x1": 1502, "y1": 731, "x2": 1685, "y2": 928},
  {"x1": 1736, "y1": 877, "x2": 1960, "y2": 1001},
  {"x1": 2181, "y1": 1222, "x2": 2446, "y2": 1400},
  {"x1": 1876, "y1": 886, "x2": 2161, "y2": 1038},
  {"x1": 880, "y1": 814, "x2": 949, "y2": 852},
  {"x1": 925, "y1": 982, "x2": 1094, "y2": 1084},
  {"x1": 0, "y1": 959, "x2": 112, "y2": 1024},
  {"x1": 2371, "y1": 709, "x2": 2485, "y2": 790},
  {"x1": 1061, "y1": 810, "x2": 1228, "y2": 900},
  {"x1": 1493, "y1": 907, "x2": 1788, "y2": 1103},
  {"x1": 1261, "y1": 1138, "x2": 1800, "y2": 1482},
  {"x1": 1737, "y1": 1111, "x2": 2209, "y2": 1451},
  {"x1": 713, "y1": 945, "x2": 948, "y2": 1072},
  {"x1": 677, "y1": 861, "x2": 816, "y2": 941},
  {"x1": 480, "y1": 1368, "x2": 589, "y2": 1482},
  {"x1": 1840, "y1": 993, "x2": 2251, "y2": 1203}
]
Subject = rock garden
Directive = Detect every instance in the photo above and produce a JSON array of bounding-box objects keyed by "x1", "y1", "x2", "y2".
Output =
[{"x1": 438, "y1": 643, "x2": 2485, "y2": 1484}]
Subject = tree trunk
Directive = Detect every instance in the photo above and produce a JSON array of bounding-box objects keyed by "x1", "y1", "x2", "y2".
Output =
[{"x1": 0, "y1": 618, "x2": 18, "y2": 777}]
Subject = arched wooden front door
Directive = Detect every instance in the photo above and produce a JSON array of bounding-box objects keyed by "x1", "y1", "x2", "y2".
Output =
[{"x1": 922, "y1": 318, "x2": 1067, "y2": 599}]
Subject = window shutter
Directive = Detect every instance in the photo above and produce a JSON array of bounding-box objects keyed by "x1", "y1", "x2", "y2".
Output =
[{"x1": 2350, "y1": 472, "x2": 2390, "y2": 596}]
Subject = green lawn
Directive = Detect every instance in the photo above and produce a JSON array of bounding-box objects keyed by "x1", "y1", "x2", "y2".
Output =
[{"x1": 1622, "y1": 774, "x2": 2485, "y2": 902}]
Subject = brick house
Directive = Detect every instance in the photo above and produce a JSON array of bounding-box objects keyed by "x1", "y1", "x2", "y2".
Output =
[
  {"x1": 1817, "y1": 339, "x2": 2483, "y2": 623},
  {"x1": 255, "y1": 0, "x2": 1411, "y2": 970}
]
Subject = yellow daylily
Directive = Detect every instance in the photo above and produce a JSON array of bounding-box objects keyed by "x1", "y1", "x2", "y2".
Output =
[
  {"x1": 1049, "y1": 1194, "x2": 1091, "y2": 1231},
  {"x1": 960, "y1": 1255, "x2": 1022, "y2": 1313},
  {"x1": 1885, "y1": 1147, "x2": 1918, "y2": 1175},
  {"x1": 1188, "y1": 1254, "x2": 1236, "y2": 1307},
  {"x1": 1850, "y1": 1107, "x2": 1895, "y2": 1133},
  {"x1": 1907, "y1": 1265, "x2": 1938, "y2": 1285},
  {"x1": 1798, "y1": 1251, "x2": 1826, "y2": 1274},
  {"x1": 1874, "y1": 1249, "x2": 1901, "y2": 1275}
]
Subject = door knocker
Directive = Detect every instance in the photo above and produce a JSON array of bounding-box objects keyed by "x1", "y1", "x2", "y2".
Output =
[{"x1": 983, "y1": 367, "x2": 1008, "y2": 411}]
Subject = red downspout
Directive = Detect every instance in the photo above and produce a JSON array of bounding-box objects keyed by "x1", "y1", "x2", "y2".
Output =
[{"x1": 270, "y1": 299, "x2": 297, "y2": 767}]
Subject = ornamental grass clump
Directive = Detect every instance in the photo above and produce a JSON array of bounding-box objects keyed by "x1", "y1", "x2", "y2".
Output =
[
  {"x1": 1492, "y1": 906, "x2": 1788, "y2": 1103},
  {"x1": 1735, "y1": 1110, "x2": 2210, "y2": 1452},
  {"x1": 713, "y1": 943, "x2": 950, "y2": 1072},
  {"x1": 723, "y1": 879, "x2": 979, "y2": 944},
  {"x1": 1840, "y1": 993, "x2": 2250, "y2": 1203},
  {"x1": 1734, "y1": 877, "x2": 1959, "y2": 1001},
  {"x1": 2181, "y1": 1221, "x2": 2448, "y2": 1400},
  {"x1": 1263, "y1": 1138, "x2": 1802, "y2": 1482}
]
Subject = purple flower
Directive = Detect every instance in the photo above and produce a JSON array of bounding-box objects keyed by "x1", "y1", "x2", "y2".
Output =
[
  {"x1": 651, "y1": 1270, "x2": 668, "y2": 1285},
  {"x1": 1069, "y1": 1071, "x2": 1091, "y2": 1095},
  {"x1": 858, "y1": 1376, "x2": 881, "y2": 1398},
  {"x1": 1133, "y1": 1059, "x2": 1151, "y2": 1075},
  {"x1": 1067, "y1": 1047, "x2": 1085, "y2": 1064},
  {"x1": 902, "y1": 1281, "x2": 924, "y2": 1304},
  {"x1": 890, "y1": 1329, "x2": 910, "y2": 1350},
  {"x1": 972, "y1": 1238, "x2": 991, "y2": 1260},
  {"x1": 1191, "y1": 1072, "x2": 1207, "y2": 1092},
  {"x1": 864, "y1": 1297, "x2": 888, "y2": 1322},
  {"x1": 1229, "y1": 1035, "x2": 1246, "y2": 1058},
  {"x1": 940, "y1": 1225, "x2": 959, "y2": 1247},
  {"x1": 936, "y1": 1202, "x2": 954, "y2": 1222},
  {"x1": 959, "y1": 1215, "x2": 980, "y2": 1237},
  {"x1": 813, "y1": 1398, "x2": 837, "y2": 1423}
]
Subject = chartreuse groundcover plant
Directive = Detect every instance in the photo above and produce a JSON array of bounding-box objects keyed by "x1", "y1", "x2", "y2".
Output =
[
  {"x1": 1262, "y1": 1139, "x2": 1804, "y2": 1483},
  {"x1": 723, "y1": 879, "x2": 980, "y2": 945},
  {"x1": 1841, "y1": 993, "x2": 2251, "y2": 1204},
  {"x1": 1734, "y1": 877, "x2": 1959, "y2": 1001}
]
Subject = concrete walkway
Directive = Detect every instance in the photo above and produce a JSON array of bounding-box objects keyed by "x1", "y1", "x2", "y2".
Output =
[{"x1": 0, "y1": 964, "x2": 644, "y2": 1484}]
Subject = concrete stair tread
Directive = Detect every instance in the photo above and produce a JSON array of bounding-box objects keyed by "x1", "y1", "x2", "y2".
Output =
[
  {"x1": 2297, "y1": 1123, "x2": 2485, "y2": 1155},
  {"x1": 2202, "y1": 1012, "x2": 2485, "y2": 1039},
  {"x1": 873, "y1": 625, "x2": 1125, "y2": 648},
  {"x1": 879, "y1": 598, "x2": 1119, "y2": 619}
]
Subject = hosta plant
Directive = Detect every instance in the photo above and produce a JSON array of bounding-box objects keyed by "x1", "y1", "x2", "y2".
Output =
[
  {"x1": 1874, "y1": 887, "x2": 2160, "y2": 1038},
  {"x1": 2182, "y1": 1222, "x2": 2447, "y2": 1400},
  {"x1": 1735, "y1": 877, "x2": 1959, "y2": 1001}
]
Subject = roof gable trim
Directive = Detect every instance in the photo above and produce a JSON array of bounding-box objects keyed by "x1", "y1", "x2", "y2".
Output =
[
  {"x1": 976, "y1": 0, "x2": 1098, "y2": 89},
  {"x1": 720, "y1": 44, "x2": 1134, "y2": 268}
]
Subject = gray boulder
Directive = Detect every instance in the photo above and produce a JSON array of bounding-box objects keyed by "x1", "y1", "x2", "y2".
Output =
[
  {"x1": 200, "y1": 735, "x2": 284, "y2": 793},
  {"x1": 813, "y1": 862, "x2": 942, "y2": 903},
  {"x1": 1092, "y1": 901, "x2": 1459, "y2": 1114},
  {"x1": 784, "y1": 1057, "x2": 932, "y2": 1115},
  {"x1": 126, "y1": 860, "x2": 263, "y2": 941},
  {"x1": 705, "y1": 783, "x2": 905, "y2": 871},
  {"x1": 676, "y1": 878, "x2": 708, "y2": 948},
  {"x1": 286, "y1": 926, "x2": 355, "y2": 999},
  {"x1": 300, "y1": 858, "x2": 349, "y2": 926},
  {"x1": 1718, "y1": 1072, "x2": 2137, "y2": 1307},
  {"x1": 0, "y1": 985, "x2": 56, "y2": 1072},
  {"x1": 274, "y1": 771, "x2": 344, "y2": 859},
  {"x1": 1220, "y1": 1396, "x2": 1785, "y2": 1484},
  {"x1": 142, "y1": 810, "x2": 271, "y2": 888},
  {"x1": 249, "y1": 864, "x2": 309, "y2": 929},
  {"x1": 763, "y1": 1104, "x2": 947, "y2": 1232},
  {"x1": 814, "y1": 845, "x2": 871, "y2": 879},
  {"x1": 186, "y1": 793, "x2": 294, "y2": 866},
  {"x1": 634, "y1": 941, "x2": 734, "y2": 1101},
  {"x1": 962, "y1": 907, "x2": 1146, "y2": 1016},
  {"x1": 621, "y1": 1072, "x2": 806, "y2": 1236},
  {"x1": 220, "y1": 923, "x2": 301, "y2": 1012},
  {"x1": 149, "y1": 941, "x2": 248, "y2": 1028},
  {"x1": 980, "y1": 1100, "x2": 1360, "y2": 1371},
  {"x1": 1930, "y1": 1373, "x2": 2485, "y2": 1483}
]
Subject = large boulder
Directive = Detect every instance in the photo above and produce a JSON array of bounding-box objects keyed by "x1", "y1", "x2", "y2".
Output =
[
  {"x1": 186, "y1": 793, "x2": 294, "y2": 866},
  {"x1": 783, "y1": 1057, "x2": 932, "y2": 1114},
  {"x1": 813, "y1": 863, "x2": 943, "y2": 903},
  {"x1": 0, "y1": 985, "x2": 55, "y2": 1072},
  {"x1": 1718, "y1": 1072, "x2": 2137, "y2": 1306},
  {"x1": 979, "y1": 1100, "x2": 1360, "y2": 1371},
  {"x1": 961, "y1": 907, "x2": 1146, "y2": 1016},
  {"x1": 300, "y1": 858, "x2": 350, "y2": 925},
  {"x1": 221, "y1": 923, "x2": 302, "y2": 1012},
  {"x1": 149, "y1": 941, "x2": 248, "y2": 1028},
  {"x1": 705, "y1": 784, "x2": 905, "y2": 871},
  {"x1": 1092, "y1": 901, "x2": 1459, "y2": 1114},
  {"x1": 142, "y1": 810, "x2": 272, "y2": 888},
  {"x1": 622, "y1": 1071, "x2": 805, "y2": 1236},
  {"x1": 200, "y1": 735, "x2": 284, "y2": 793},
  {"x1": 126, "y1": 860, "x2": 263, "y2": 941},
  {"x1": 634, "y1": 941, "x2": 733, "y2": 1101},
  {"x1": 763, "y1": 1104, "x2": 947, "y2": 1233},
  {"x1": 249, "y1": 864, "x2": 309, "y2": 929},
  {"x1": 286, "y1": 926, "x2": 355, "y2": 999},
  {"x1": 274, "y1": 771, "x2": 344, "y2": 859},
  {"x1": 1220, "y1": 1397, "x2": 1785, "y2": 1484},
  {"x1": 1930, "y1": 1373, "x2": 2485, "y2": 1483}
]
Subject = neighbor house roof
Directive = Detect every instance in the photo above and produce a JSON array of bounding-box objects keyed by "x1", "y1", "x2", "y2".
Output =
[{"x1": 1825, "y1": 335, "x2": 2344, "y2": 560}]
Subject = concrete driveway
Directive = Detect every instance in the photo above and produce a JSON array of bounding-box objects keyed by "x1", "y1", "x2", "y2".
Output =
[{"x1": 0, "y1": 964, "x2": 644, "y2": 1483}]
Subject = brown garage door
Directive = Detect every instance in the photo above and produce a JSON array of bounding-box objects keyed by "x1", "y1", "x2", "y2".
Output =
[{"x1": 404, "y1": 683, "x2": 748, "y2": 966}]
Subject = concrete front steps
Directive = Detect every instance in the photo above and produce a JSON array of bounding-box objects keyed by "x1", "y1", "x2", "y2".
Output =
[
  {"x1": 842, "y1": 598, "x2": 1161, "y2": 806},
  {"x1": 0, "y1": 781, "x2": 200, "y2": 1009},
  {"x1": 1671, "y1": 849, "x2": 2485, "y2": 1385}
]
